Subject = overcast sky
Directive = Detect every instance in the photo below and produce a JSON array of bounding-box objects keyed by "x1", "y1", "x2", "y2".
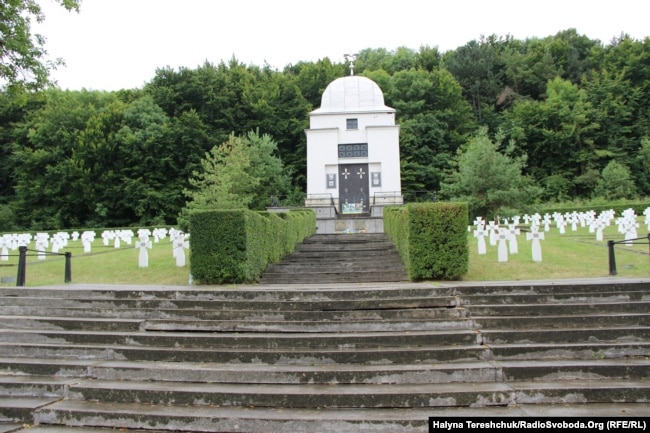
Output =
[{"x1": 36, "y1": 0, "x2": 650, "y2": 92}]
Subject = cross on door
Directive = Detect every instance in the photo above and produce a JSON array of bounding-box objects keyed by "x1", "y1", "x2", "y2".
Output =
[
  {"x1": 357, "y1": 168, "x2": 366, "y2": 179},
  {"x1": 341, "y1": 168, "x2": 351, "y2": 179}
]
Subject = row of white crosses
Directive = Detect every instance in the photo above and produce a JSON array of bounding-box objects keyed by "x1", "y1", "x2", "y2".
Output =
[
  {"x1": 471, "y1": 207, "x2": 650, "y2": 264},
  {"x1": 134, "y1": 227, "x2": 190, "y2": 268},
  {"x1": 0, "y1": 228, "x2": 189, "y2": 269},
  {"x1": 472, "y1": 217, "x2": 522, "y2": 261},
  {"x1": 0, "y1": 233, "x2": 31, "y2": 261},
  {"x1": 101, "y1": 229, "x2": 135, "y2": 249},
  {"x1": 1, "y1": 231, "x2": 73, "y2": 261}
]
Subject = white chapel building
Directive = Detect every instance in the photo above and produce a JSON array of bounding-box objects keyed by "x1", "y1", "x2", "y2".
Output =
[{"x1": 304, "y1": 73, "x2": 403, "y2": 233}]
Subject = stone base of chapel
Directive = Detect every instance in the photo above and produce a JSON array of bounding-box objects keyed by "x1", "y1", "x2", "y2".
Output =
[{"x1": 269, "y1": 205, "x2": 396, "y2": 234}]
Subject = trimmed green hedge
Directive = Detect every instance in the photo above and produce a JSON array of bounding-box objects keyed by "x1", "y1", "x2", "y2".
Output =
[
  {"x1": 189, "y1": 208, "x2": 315, "y2": 284},
  {"x1": 385, "y1": 202, "x2": 469, "y2": 281}
]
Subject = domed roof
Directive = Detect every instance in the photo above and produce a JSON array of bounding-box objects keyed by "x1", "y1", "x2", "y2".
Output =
[{"x1": 311, "y1": 75, "x2": 394, "y2": 114}]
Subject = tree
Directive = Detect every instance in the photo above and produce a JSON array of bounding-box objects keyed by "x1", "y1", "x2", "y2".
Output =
[
  {"x1": 501, "y1": 35, "x2": 563, "y2": 101},
  {"x1": 9, "y1": 88, "x2": 117, "y2": 229},
  {"x1": 504, "y1": 77, "x2": 600, "y2": 198},
  {"x1": 179, "y1": 130, "x2": 292, "y2": 229},
  {"x1": 113, "y1": 95, "x2": 180, "y2": 226},
  {"x1": 383, "y1": 68, "x2": 476, "y2": 196},
  {"x1": 582, "y1": 70, "x2": 641, "y2": 168},
  {"x1": 439, "y1": 127, "x2": 542, "y2": 220},
  {"x1": 443, "y1": 36, "x2": 508, "y2": 123},
  {"x1": 593, "y1": 160, "x2": 637, "y2": 200},
  {"x1": 632, "y1": 137, "x2": 650, "y2": 196},
  {"x1": 0, "y1": 0, "x2": 80, "y2": 94}
]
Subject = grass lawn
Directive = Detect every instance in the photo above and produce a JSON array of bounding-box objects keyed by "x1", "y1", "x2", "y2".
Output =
[
  {"x1": 464, "y1": 224, "x2": 649, "y2": 281},
  {"x1": 0, "y1": 220, "x2": 648, "y2": 287}
]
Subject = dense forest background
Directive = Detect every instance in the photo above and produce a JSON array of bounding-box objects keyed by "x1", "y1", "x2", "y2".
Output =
[{"x1": 1, "y1": 29, "x2": 649, "y2": 231}]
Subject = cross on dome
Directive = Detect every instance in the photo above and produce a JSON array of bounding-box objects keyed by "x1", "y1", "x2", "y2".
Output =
[{"x1": 344, "y1": 53, "x2": 358, "y2": 76}]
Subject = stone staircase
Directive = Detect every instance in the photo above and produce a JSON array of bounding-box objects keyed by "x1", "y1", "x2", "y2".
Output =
[
  {"x1": 259, "y1": 233, "x2": 409, "y2": 284},
  {"x1": 0, "y1": 278, "x2": 650, "y2": 432}
]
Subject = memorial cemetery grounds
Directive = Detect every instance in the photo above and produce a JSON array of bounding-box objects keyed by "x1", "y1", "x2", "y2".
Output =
[{"x1": 0, "y1": 207, "x2": 648, "y2": 286}]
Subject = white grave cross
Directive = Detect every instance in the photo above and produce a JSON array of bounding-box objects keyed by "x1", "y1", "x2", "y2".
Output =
[
  {"x1": 554, "y1": 213, "x2": 566, "y2": 234},
  {"x1": 81, "y1": 231, "x2": 96, "y2": 253},
  {"x1": 50, "y1": 233, "x2": 65, "y2": 254},
  {"x1": 136, "y1": 236, "x2": 152, "y2": 268},
  {"x1": 568, "y1": 211, "x2": 580, "y2": 231},
  {"x1": 541, "y1": 214, "x2": 552, "y2": 232},
  {"x1": 526, "y1": 227, "x2": 545, "y2": 262},
  {"x1": 0, "y1": 235, "x2": 10, "y2": 261},
  {"x1": 102, "y1": 230, "x2": 114, "y2": 246},
  {"x1": 173, "y1": 233, "x2": 190, "y2": 267},
  {"x1": 617, "y1": 209, "x2": 638, "y2": 246},
  {"x1": 590, "y1": 217, "x2": 608, "y2": 242},
  {"x1": 34, "y1": 233, "x2": 49, "y2": 260},
  {"x1": 486, "y1": 220, "x2": 498, "y2": 246},
  {"x1": 507, "y1": 224, "x2": 520, "y2": 254},
  {"x1": 473, "y1": 225, "x2": 488, "y2": 255},
  {"x1": 153, "y1": 228, "x2": 168, "y2": 243},
  {"x1": 496, "y1": 228, "x2": 510, "y2": 262}
]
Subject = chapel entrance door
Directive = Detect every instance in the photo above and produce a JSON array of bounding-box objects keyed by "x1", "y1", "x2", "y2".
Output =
[{"x1": 338, "y1": 163, "x2": 369, "y2": 214}]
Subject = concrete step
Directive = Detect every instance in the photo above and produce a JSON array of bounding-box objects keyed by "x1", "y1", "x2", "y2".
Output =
[
  {"x1": 488, "y1": 341, "x2": 650, "y2": 360},
  {"x1": 0, "y1": 397, "x2": 60, "y2": 424},
  {"x1": 3, "y1": 279, "x2": 645, "y2": 300},
  {"x1": 302, "y1": 233, "x2": 393, "y2": 245},
  {"x1": 0, "y1": 357, "x2": 91, "y2": 377},
  {"x1": 1, "y1": 282, "x2": 453, "y2": 300},
  {"x1": 449, "y1": 279, "x2": 650, "y2": 296},
  {"x1": 458, "y1": 290, "x2": 650, "y2": 304},
  {"x1": 8, "y1": 426, "x2": 160, "y2": 433},
  {"x1": 52, "y1": 378, "x2": 650, "y2": 408},
  {"x1": 139, "y1": 317, "x2": 474, "y2": 332},
  {"x1": 0, "y1": 328, "x2": 480, "y2": 350},
  {"x1": 465, "y1": 301, "x2": 650, "y2": 315},
  {"x1": 4, "y1": 358, "x2": 648, "y2": 385},
  {"x1": 263, "y1": 259, "x2": 406, "y2": 268},
  {"x1": 497, "y1": 359, "x2": 650, "y2": 381},
  {"x1": 4, "y1": 403, "x2": 649, "y2": 433},
  {"x1": 472, "y1": 313, "x2": 650, "y2": 329},
  {"x1": 478, "y1": 326, "x2": 650, "y2": 344},
  {"x1": 258, "y1": 270, "x2": 409, "y2": 284},
  {"x1": 0, "y1": 358, "x2": 500, "y2": 385},
  {"x1": 4, "y1": 326, "x2": 648, "y2": 349},
  {"x1": 0, "y1": 294, "x2": 453, "y2": 310},
  {"x1": 0, "y1": 376, "x2": 75, "y2": 398},
  {"x1": 0, "y1": 342, "x2": 490, "y2": 364},
  {"x1": 0, "y1": 316, "x2": 142, "y2": 332},
  {"x1": 0, "y1": 423, "x2": 24, "y2": 433},
  {"x1": 0, "y1": 305, "x2": 467, "y2": 321}
]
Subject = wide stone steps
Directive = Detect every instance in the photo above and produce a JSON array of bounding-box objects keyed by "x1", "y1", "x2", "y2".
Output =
[
  {"x1": 20, "y1": 402, "x2": 650, "y2": 433},
  {"x1": 259, "y1": 233, "x2": 409, "y2": 284},
  {"x1": 1, "y1": 279, "x2": 650, "y2": 432}
]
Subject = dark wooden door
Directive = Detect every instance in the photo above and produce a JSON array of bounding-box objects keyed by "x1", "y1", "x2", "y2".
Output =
[{"x1": 339, "y1": 163, "x2": 369, "y2": 214}]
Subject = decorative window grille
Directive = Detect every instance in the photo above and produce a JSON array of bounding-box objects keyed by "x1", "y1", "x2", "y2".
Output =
[{"x1": 338, "y1": 143, "x2": 368, "y2": 158}]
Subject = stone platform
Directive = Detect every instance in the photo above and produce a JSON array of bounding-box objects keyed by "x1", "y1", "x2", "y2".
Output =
[{"x1": 1, "y1": 277, "x2": 650, "y2": 432}]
